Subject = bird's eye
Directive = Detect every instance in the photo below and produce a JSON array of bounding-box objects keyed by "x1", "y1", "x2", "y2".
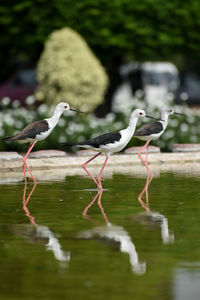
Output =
[
  {"x1": 64, "y1": 106, "x2": 67, "y2": 108},
  {"x1": 139, "y1": 112, "x2": 143, "y2": 115}
]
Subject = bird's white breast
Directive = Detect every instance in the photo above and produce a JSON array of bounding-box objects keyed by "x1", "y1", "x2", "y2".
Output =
[{"x1": 101, "y1": 129, "x2": 132, "y2": 154}]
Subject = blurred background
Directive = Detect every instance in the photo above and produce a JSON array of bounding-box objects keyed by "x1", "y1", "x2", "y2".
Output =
[{"x1": 1, "y1": 0, "x2": 200, "y2": 152}]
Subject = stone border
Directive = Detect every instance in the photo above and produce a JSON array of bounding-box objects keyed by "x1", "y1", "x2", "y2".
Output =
[
  {"x1": 1, "y1": 148, "x2": 200, "y2": 172},
  {"x1": 1, "y1": 146, "x2": 200, "y2": 183},
  {"x1": 172, "y1": 144, "x2": 200, "y2": 152}
]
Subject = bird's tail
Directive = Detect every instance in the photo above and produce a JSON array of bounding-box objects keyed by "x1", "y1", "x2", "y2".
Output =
[{"x1": 1, "y1": 136, "x2": 16, "y2": 142}]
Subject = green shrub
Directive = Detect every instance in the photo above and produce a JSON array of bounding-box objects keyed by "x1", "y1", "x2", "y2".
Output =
[{"x1": 35, "y1": 27, "x2": 108, "y2": 111}]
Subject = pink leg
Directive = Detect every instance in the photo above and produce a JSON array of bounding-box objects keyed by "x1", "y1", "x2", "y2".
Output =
[
  {"x1": 82, "y1": 191, "x2": 100, "y2": 221},
  {"x1": 138, "y1": 140, "x2": 152, "y2": 174},
  {"x1": 145, "y1": 143, "x2": 154, "y2": 176},
  {"x1": 82, "y1": 190, "x2": 109, "y2": 224},
  {"x1": 82, "y1": 152, "x2": 102, "y2": 188},
  {"x1": 97, "y1": 156, "x2": 109, "y2": 190},
  {"x1": 24, "y1": 183, "x2": 37, "y2": 206},
  {"x1": 145, "y1": 143, "x2": 148, "y2": 164},
  {"x1": 145, "y1": 175, "x2": 150, "y2": 206},
  {"x1": 23, "y1": 164, "x2": 27, "y2": 184},
  {"x1": 138, "y1": 176, "x2": 151, "y2": 212},
  {"x1": 23, "y1": 180, "x2": 28, "y2": 203},
  {"x1": 22, "y1": 142, "x2": 36, "y2": 167},
  {"x1": 138, "y1": 173, "x2": 154, "y2": 212},
  {"x1": 23, "y1": 182, "x2": 37, "y2": 226},
  {"x1": 22, "y1": 141, "x2": 37, "y2": 183},
  {"x1": 97, "y1": 190, "x2": 109, "y2": 224},
  {"x1": 145, "y1": 173, "x2": 154, "y2": 206},
  {"x1": 138, "y1": 141, "x2": 150, "y2": 165},
  {"x1": 145, "y1": 142, "x2": 150, "y2": 174}
]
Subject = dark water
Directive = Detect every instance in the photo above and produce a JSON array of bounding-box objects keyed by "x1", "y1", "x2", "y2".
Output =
[{"x1": 1, "y1": 172, "x2": 200, "y2": 300}]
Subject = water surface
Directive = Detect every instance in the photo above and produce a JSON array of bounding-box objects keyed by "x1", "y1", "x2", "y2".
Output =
[{"x1": 0, "y1": 172, "x2": 200, "y2": 300}]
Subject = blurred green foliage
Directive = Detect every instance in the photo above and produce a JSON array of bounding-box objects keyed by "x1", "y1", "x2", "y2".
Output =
[{"x1": 1, "y1": 0, "x2": 200, "y2": 79}]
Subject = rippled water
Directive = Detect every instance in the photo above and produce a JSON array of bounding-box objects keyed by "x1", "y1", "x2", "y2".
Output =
[{"x1": 1, "y1": 172, "x2": 200, "y2": 300}]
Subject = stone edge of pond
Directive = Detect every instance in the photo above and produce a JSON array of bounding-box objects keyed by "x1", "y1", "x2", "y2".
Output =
[
  {"x1": 1, "y1": 146, "x2": 200, "y2": 183},
  {"x1": 1, "y1": 146, "x2": 200, "y2": 172}
]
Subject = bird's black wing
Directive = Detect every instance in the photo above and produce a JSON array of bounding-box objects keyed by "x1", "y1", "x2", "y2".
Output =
[
  {"x1": 134, "y1": 121, "x2": 163, "y2": 136},
  {"x1": 1, "y1": 120, "x2": 49, "y2": 141},
  {"x1": 63, "y1": 131, "x2": 121, "y2": 148}
]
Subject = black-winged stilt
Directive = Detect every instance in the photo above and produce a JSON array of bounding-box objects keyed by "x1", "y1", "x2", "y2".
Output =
[
  {"x1": 1, "y1": 102, "x2": 82, "y2": 183},
  {"x1": 62, "y1": 109, "x2": 158, "y2": 190},
  {"x1": 133, "y1": 108, "x2": 185, "y2": 174}
]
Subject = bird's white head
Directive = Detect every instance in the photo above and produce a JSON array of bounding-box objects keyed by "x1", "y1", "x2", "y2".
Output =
[
  {"x1": 131, "y1": 109, "x2": 159, "y2": 121},
  {"x1": 133, "y1": 109, "x2": 146, "y2": 118},
  {"x1": 56, "y1": 102, "x2": 70, "y2": 112},
  {"x1": 162, "y1": 107, "x2": 174, "y2": 116},
  {"x1": 128, "y1": 109, "x2": 146, "y2": 128},
  {"x1": 128, "y1": 109, "x2": 158, "y2": 132},
  {"x1": 161, "y1": 107, "x2": 185, "y2": 120},
  {"x1": 55, "y1": 102, "x2": 83, "y2": 114}
]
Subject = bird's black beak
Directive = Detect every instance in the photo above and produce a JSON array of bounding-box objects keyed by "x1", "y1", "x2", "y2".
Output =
[
  {"x1": 174, "y1": 112, "x2": 185, "y2": 116},
  {"x1": 70, "y1": 108, "x2": 84, "y2": 113},
  {"x1": 146, "y1": 115, "x2": 160, "y2": 120}
]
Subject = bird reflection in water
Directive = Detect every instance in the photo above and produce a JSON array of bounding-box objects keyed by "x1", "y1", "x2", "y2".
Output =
[
  {"x1": 19, "y1": 182, "x2": 70, "y2": 264},
  {"x1": 82, "y1": 190, "x2": 108, "y2": 224},
  {"x1": 137, "y1": 174, "x2": 174, "y2": 244},
  {"x1": 79, "y1": 190, "x2": 146, "y2": 275},
  {"x1": 23, "y1": 182, "x2": 37, "y2": 225}
]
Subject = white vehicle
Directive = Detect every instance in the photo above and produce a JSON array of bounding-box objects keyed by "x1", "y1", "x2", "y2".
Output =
[
  {"x1": 141, "y1": 62, "x2": 179, "y2": 107},
  {"x1": 113, "y1": 62, "x2": 180, "y2": 110}
]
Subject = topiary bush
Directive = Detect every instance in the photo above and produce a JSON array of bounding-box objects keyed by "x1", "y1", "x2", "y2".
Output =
[{"x1": 35, "y1": 27, "x2": 108, "y2": 111}]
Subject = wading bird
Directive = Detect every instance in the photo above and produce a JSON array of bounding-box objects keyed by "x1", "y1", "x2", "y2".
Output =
[
  {"x1": 133, "y1": 108, "x2": 185, "y2": 175},
  {"x1": 1, "y1": 102, "x2": 82, "y2": 183},
  {"x1": 62, "y1": 109, "x2": 158, "y2": 190}
]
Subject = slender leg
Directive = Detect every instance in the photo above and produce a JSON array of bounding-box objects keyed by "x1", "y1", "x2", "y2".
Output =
[
  {"x1": 145, "y1": 173, "x2": 154, "y2": 207},
  {"x1": 82, "y1": 152, "x2": 102, "y2": 188},
  {"x1": 145, "y1": 174, "x2": 150, "y2": 206},
  {"x1": 82, "y1": 191, "x2": 100, "y2": 221},
  {"x1": 138, "y1": 140, "x2": 152, "y2": 174},
  {"x1": 23, "y1": 180, "x2": 28, "y2": 203},
  {"x1": 145, "y1": 143, "x2": 148, "y2": 164},
  {"x1": 24, "y1": 183, "x2": 37, "y2": 206},
  {"x1": 138, "y1": 173, "x2": 154, "y2": 212},
  {"x1": 23, "y1": 182, "x2": 37, "y2": 225},
  {"x1": 138, "y1": 141, "x2": 150, "y2": 166},
  {"x1": 138, "y1": 175, "x2": 151, "y2": 212},
  {"x1": 22, "y1": 142, "x2": 36, "y2": 167},
  {"x1": 97, "y1": 155, "x2": 109, "y2": 190},
  {"x1": 145, "y1": 142, "x2": 154, "y2": 176},
  {"x1": 144, "y1": 141, "x2": 151, "y2": 174},
  {"x1": 22, "y1": 141, "x2": 37, "y2": 183},
  {"x1": 82, "y1": 190, "x2": 109, "y2": 224},
  {"x1": 97, "y1": 190, "x2": 109, "y2": 224},
  {"x1": 23, "y1": 164, "x2": 27, "y2": 184}
]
